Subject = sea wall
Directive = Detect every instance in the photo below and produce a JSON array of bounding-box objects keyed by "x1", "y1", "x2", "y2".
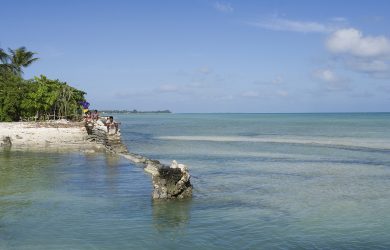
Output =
[{"x1": 86, "y1": 123, "x2": 192, "y2": 199}]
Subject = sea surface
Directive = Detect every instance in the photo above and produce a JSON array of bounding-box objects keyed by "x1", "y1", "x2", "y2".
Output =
[{"x1": 1, "y1": 113, "x2": 390, "y2": 249}]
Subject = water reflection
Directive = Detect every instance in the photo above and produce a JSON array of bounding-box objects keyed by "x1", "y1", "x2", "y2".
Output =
[
  {"x1": 105, "y1": 154, "x2": 121, "y2": 167},
  {"x1": 0, "y1": 150, "x2": 59, "y2": 194},
  {"x1": 82, "y1": 150, "x2": 121, "y2": 168},
  {"x1": 152, "y1": 199, "x2": 191, "y2": 232},
  {"x1": 0, "y1": 147, "x2": 11, "y2": 159}
]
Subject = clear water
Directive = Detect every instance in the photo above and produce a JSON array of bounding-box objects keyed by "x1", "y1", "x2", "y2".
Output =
[{"x1": 1, "y1": 113, "x2": 390, "y2": 249}]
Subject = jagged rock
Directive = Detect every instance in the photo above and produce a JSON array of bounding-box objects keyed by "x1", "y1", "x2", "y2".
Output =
[
  {"x1": 122, "y1": 155, "x2": 193, "y2": 199},
  {"x1": 150, "y1": 161, "x2": 192, "y2": 199},
  {"x1": 1, "y1": 136, "x2": 12, "y2": 147}
]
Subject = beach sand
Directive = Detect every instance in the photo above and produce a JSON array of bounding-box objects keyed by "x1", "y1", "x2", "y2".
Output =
[{"x1": 0, "y1": 120, "x2": 97, "y2": 150}]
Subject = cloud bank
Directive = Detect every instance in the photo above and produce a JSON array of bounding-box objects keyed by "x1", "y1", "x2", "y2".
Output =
[
  {"x1": 249, "y1": 17, "x2": 338, "y2": 33},
  {"x1": 314, "y1": 69, "x2": 342, "y2": 83},
  {"x1": 214, "y1": 2, "x2": 234, "y2": 13},
  {"x1": 326, "y1": 28, "x2": 390, "y2": 77},
  {"x1": 313, "y1": 69, "x2": 349, "y2": 91},
  {"x1": 326, "y1": 28, "x2": 390, "y2": 58}
]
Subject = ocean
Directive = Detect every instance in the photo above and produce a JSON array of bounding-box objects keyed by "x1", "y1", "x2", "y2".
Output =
[{"x1": 1, "y1": 113, "x2": 390, "y2": 249}]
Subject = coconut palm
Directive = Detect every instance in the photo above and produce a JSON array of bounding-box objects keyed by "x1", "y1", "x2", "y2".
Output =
[
  {"x1": 0, "y1": 48, "x2": 8, "y2": 63},
  {"x1": 7, "y1": 47, "x2": 38, "y2": 76},
  {"x1": 0, "y1": 48, "x2": 10, "y2": 73}
]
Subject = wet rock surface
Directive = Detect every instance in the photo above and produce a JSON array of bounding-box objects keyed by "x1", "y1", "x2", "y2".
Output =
[{"x1": 150, "y1": 160, "x2": 193, "y2": 199}]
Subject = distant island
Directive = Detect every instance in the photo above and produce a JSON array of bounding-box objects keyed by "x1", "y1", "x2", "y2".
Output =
[{"x1": 100, "y1": 109, "x2": 171, "y2": 114}]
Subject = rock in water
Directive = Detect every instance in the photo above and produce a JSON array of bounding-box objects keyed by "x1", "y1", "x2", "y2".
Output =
[
  {"x1": 151, "y1": 161, "x2": 193, "y2": 199},
  {"x1": 1, "y1": 136, "x2": 12, "y2": 147}
]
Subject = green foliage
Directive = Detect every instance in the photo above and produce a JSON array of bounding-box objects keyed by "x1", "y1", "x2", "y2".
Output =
[
  {"x1": 0, "y1": 73, "x2": 26, "y2": 121},
  {"x1": 0, "y1": 48, "x2": 8, "y2": 64},
  {"x1": 0, "y1": 74, "x2": 86, "y2": 121},
  {"x1": 0, "y1": 49, "x2": 14, "y2": 75},
  {"x1": 0, "y1": 46, "x2": 86, "y2": 122}
]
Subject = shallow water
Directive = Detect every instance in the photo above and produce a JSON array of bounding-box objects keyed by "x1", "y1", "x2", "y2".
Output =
[{"x1": 1, "y1": 113, "x2": 390, "y2": 249}]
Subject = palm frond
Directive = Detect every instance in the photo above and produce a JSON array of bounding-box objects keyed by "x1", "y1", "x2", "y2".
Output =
[
  {"x1": 0, "y1": 48, "x2": 9, "y2": 64},
  {"x1": 7, "y1": 47, "x2": 38, "y2": 76}
]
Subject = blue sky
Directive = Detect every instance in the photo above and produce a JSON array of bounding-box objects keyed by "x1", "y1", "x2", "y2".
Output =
[{"x1": 1, "y1": 0, "x2": 390, "y2": 112}]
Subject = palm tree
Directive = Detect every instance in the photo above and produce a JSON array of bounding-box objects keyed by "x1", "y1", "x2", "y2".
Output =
[
  {"x1": 7, "y1": 47, "x2": 39, "y2": 76},
  {"x1": 0, "y1": 48, "x2": 8, "y2": 63},
  {"x1": 0, "y1": 48, "x2": 10, "y2": 73}
]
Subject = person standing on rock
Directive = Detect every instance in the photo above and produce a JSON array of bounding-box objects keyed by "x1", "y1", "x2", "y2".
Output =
[{"x1": 106, "y1": 116, "x2": 119, "y2": 134}]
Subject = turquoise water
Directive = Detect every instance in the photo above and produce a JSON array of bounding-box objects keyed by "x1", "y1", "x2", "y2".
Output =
[{"x1": 1, "y1": 113, "x2": 390, "y2": 249}]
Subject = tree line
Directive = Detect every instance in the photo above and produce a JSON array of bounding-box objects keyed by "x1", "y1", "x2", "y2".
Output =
[{"x1": 0, "y1": 47, "x2": 86, "y2": 122}]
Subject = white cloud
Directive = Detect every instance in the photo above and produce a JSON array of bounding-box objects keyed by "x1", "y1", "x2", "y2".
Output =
[
  {"x1": 114, "y1": 90, "x2": 149, "y2": 99},
  {"x1": 197, "y1": 66, "x2": 212, "y2": 75},
  {"x1": 276, "y1": 90, "x2": 289, "y2": 97},
  {"x1": 347, "y1": 59, "x2": 389, "y2": 74},
  {"x1": 241, "y1": 90, "x2": 260, "y2": 98},
  {"x1": 313, "y1": 69, "x2": 350, "y2": 91},
  {"x1": 349, "y1": 91, "x2": 374, "y2": 98},
  {"x1": 272, "y1": 76, "x2": 283, "y2": 84},
  {"x1": 325, "y1": 28, "x2": 390, "y2": 78},
  {"x1": 216, "y1": 94, "x2": 234, "y2": 101},
  {"x1": 314, "y1": 69, "x2": 341, "y2": 83},
  {"x1": 240, "y1": 89, "x2": 289, "y2": 98},
  {"x1": 249, "y1": 17, "x2": 335, "y2": 33},
  {"x1": 254, "y1": 75, "x2": 284, "y2": 85},
  {"x1": 326, "y1": 28, "x2": 390, "y2": 58},
  {"x1": 159, "y1": 84, "x2": 179, "y2": 93},
  {"x1": 214, "y1": 2, "x2": 234, "y2": 13},
  {"x1": 157, "y1": 79, "x2": 210, "y2": 95},
  {"x1": 330, "y1": 17, "x2": 348, "y2": 22}
]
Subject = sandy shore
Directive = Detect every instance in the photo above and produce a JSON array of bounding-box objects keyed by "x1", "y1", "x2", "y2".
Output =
[{"x1": 0, "y1": 120, "x2": 96, "y2": 150}]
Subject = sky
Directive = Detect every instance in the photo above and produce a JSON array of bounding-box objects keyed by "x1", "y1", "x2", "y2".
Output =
[{"x1": 1, "y1": 0, "x2": 390, "y2": 112}]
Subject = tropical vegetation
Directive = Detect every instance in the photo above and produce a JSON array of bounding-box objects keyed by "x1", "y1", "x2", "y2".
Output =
[{"x1": 0, "y1": 47, "x2": 86, "y2": 122}]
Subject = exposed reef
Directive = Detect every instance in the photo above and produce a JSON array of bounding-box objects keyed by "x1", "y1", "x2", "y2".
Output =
[{"x1": 86, "y1": 122, "x2": 192, "y2": 199}]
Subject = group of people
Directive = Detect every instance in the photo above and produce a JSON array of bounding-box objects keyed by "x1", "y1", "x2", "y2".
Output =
[
  {"x1": 84, "y1": 110, "x2": 119, "y2": 134},
  {"x1": 84, "y1": 110, "x2": 100, "y2": 122}
]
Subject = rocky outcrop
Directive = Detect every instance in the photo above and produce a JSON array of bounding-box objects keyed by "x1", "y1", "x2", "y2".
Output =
[
  {"x1": 1, "y1": 136, "x2": 12, "y2": 147},
  {"x1": 121, "y1": 154, "x2": 193, "y2": 199},
  {"x1": 85, "y1": 122, "x2": 128, "y2": 154},
  {"x1": 152, "y1": 161, "x2": 192, "y2": 199},
  {"x1": 86, "y1": 121, "x2": 192, "y2": 199},
  {"x1": 85, "y1": 123, "x2": 108, "y2": 145}
]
